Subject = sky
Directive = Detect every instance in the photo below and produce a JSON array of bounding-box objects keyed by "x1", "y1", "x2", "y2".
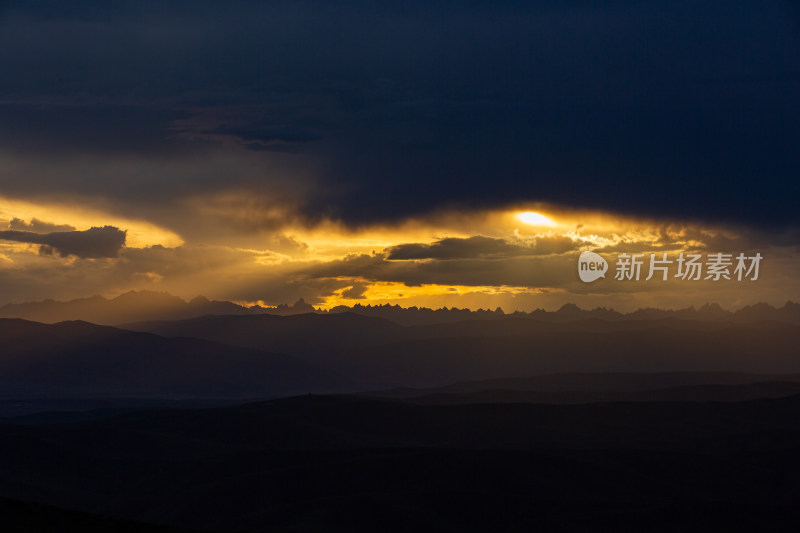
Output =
[{"x1": 0, "y1": 0, "x2": 798, "y2": 311}]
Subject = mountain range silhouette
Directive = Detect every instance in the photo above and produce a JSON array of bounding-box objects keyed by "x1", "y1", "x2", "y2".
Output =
[{"x1": 1, "y1": 290, "x2": 798, "y2": 325}]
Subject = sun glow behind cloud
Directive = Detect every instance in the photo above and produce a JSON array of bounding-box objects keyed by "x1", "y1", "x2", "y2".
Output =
[
  {"x1": 0, "y1": 196, "x2": 795, "y2": 311},
  {"x1": 516, "y1": 211, "x2": 556, "y2": 227}
]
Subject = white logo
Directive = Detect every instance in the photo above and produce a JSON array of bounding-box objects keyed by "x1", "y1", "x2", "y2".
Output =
[{"x1": 578, "y1": 251, "x2": 608, "y2": 283}]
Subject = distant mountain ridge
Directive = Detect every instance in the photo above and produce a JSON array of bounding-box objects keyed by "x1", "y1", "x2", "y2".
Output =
[
  {"x1": 365, "y1": 371, "x2": 800, "y2": 396},
  {"x1": 363, "y1": 372, "x2": 800, "y2": 404},
  {"x1": 0, "y1": 290, "x2": 798, "y2": 325},
  {"x1": 330, "y1": 300, "x2": 800, "y2": 325},
  {"x1": 0, "y1": 290, "x2": 316, "y2": 325}
]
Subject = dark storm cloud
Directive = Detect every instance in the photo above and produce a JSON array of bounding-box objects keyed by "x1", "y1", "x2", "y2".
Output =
[
  {"x1": 205, "y1": 122, "x2": 321, "y2": 152},
  {"x1": 387, "y1": 235, "x2": 579, "y2": 260},
  {"x1": 0, "y1": 103, "x2": 188, "y2": 155},
  {"x1": 0, "y1": 0, "x2": 798, "y2": 226},
  {"x1": 303, "y1": 252, "x2": 575, "y2": 289},
  {"x1": 8, "y1": 218, "x2": 76, "y2": 233},
  {"x1": 388, "y1": 236, "x2": 525, "y2": 260},
  {"x1": 341, "y1": 282, "x2": 369, "y2": 299},
  {"x1": 0, "y1": 226, "x2": 126, "y2": 258}
]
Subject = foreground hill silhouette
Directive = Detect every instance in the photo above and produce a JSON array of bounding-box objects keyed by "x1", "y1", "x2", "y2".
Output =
[
  {"x1": 3, "y1": 313, "x2": 799, "y2": 404},
  {"x1": 365, "y1": 372, "x2": 800, "y2": 404},
  {"x1": 2, "y1": 395, "x2": 800, "y2": 531},
  {"x1": 125, "y1": 313, "x2": 800, "y2": 388},
  {"x1": 3, "y1": 296, "x2": 800, "y2": 530},
  {"x1": 0, "y1": 319, "x2": 342, "y2": 400},
  {"x1": 3, "y1": 308, "x2": 800, "y2": 530},
  {"x1": 0, "y1": 497, "x2": 197, "y2": 532}
]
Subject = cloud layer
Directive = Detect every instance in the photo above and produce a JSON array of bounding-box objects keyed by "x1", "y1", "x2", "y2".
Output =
[
  {"x1": 0, "y1": 1, "x2": 798, "y2": 227},
  {"x1": 0, "y1": 226, "x2": 126, "y2": 258}
]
